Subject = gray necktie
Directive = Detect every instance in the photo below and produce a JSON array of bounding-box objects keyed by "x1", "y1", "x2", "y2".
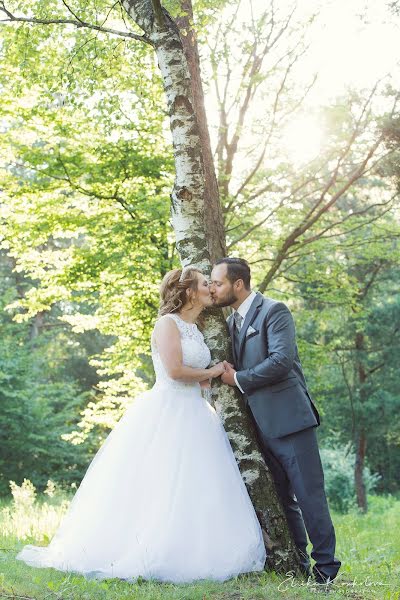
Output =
[{"x1": 233, "y1": 311, "x2": 243, "y2": 333}]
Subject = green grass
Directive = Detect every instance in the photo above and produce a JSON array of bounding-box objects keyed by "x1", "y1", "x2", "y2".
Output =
[{"x1": 1, "y1": 490, "x2": 399, "y2": 600}]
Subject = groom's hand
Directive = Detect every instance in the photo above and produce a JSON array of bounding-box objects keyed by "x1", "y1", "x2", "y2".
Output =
[
  {"x1": 199, "y1": 379, "x2": 211, "y2": 389},
  {"x1": 221, "y1": 361, "x2": 237, "y2": 386}
]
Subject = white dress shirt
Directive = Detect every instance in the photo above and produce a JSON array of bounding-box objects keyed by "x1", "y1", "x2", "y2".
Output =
[{"x1": 232, "y1": 291, "x2": 257, "y2": 393}]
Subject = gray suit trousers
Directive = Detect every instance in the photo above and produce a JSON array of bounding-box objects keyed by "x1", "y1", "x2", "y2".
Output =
[{"x1": 253, "y1": 420, "x2": 341, "y2": 579}]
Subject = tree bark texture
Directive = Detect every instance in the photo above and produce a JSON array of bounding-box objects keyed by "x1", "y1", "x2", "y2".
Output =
[
  {"x1": 354, "y1": 429, "x2": 367, "y2": 512},
  {"x1": 175, "y1": 0, "x2": 226, "y2": 262},
  {"x1": 354, "y1": 331, "x2": 368, "y2": 512}
]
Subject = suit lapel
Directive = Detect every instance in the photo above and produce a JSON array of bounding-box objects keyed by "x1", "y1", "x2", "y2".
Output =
[{"x1": 237, "y1": 292, "x2": 263, "y2": 361}]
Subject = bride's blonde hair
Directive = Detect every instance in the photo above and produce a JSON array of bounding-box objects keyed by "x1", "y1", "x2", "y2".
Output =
[{"x1": 158, "y1": 266, "x2": 202, "y2": 316}]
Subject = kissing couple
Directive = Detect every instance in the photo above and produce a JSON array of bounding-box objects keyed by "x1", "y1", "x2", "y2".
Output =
[{"x1": 17, "y1": 257, "x2": 341, "y2": 585}]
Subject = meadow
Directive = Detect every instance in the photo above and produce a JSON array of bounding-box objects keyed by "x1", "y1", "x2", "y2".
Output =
[{"x1": 0, "y1": 481, "x2": 399, "y2": 600}]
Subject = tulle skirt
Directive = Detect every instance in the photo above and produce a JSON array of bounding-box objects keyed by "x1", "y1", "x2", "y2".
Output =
[{"x1": 16, "y1": 382, "x2": 267, "y2": 583}]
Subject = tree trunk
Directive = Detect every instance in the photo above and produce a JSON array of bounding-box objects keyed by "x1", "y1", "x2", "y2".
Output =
[
  {"x1": 354, "y1": 331, "x2": 368, "y2": 512},
  {"x1": 354, "y1": 429, "x2": 367, "y2": 512},
  {"x1": 175, "y1": 0, "x2": 226, "y2": 262},
  {"x1": 30, "y1": 310, "x2": 45, "y2": 340},
  {"x1": 121, "y1": 0, "x2": 301, "y2": 573}
]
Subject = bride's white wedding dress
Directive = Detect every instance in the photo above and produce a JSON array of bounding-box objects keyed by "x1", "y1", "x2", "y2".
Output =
[{"x1": 17, "y1": 313, "x2": 267, "y2": 583}]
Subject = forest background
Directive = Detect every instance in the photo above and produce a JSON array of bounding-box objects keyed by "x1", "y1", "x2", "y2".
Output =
[{"x1": 1, "y1": 0, "x2": 400, "y2": 525}]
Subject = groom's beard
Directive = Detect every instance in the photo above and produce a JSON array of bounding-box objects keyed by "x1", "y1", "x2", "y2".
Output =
[{"x1": 212, "y1": 290, "x2": 238, "y2": 308}]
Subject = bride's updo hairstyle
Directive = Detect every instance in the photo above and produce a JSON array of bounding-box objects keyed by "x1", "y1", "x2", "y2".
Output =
[{"x1": 158, "y1": 266, "x2": 202, "y2": 316}]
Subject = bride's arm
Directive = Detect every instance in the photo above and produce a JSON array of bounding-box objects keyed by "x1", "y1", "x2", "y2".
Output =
[{"x1": 154, "y1": 317, "x2": 225, "y2": 382}]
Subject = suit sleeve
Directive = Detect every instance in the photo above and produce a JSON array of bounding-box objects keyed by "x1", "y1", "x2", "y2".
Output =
[{"x1": 235, "y1": 302, "x2": 296, "y2": 394}]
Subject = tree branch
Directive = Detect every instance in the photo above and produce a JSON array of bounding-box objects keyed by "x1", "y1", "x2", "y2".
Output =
[
  {"x1": 257, "y1": 132, "x2": 384, "y2": 292},
  {"x1": 0, "y1": 2, "x2": 151, "y2": 44},
  {"x1": 290, "y1": 193, "x2": 398, "y2": 248},
  {"x1": 300, "y1": 83, "x2": 381, "y2": 226},
  {"x1": 150, "y1": 0, "x2": 165, "y2": 29}
]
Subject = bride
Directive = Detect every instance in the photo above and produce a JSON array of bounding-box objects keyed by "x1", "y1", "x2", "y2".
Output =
[{"x1": 17, "y1": 266, "x2": 267, "y2": 583}]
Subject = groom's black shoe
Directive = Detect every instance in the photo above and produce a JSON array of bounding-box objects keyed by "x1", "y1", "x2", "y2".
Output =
[
  {"x1": 313, "y1": 566, "x2": 336, "y2": 587},
  {"x1": 297, "y1": 565, "x2": 311, "y2": 579}
]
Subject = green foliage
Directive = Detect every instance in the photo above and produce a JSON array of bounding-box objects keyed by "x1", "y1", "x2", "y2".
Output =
[
  {"x1": 295, "y1": 247, "x2": 400, "y2": 494},
  {"x1": 0, "y1": 322, "x2": 89, "y2": 494},
  {"x1": 2, "y1": 479, "x2": 70, "y2": 543},
  {"x1": 320, "y1": 443, "x2": 380, "y2": 514},
  {"x1": 0, "y1": 3, "x2": 176, "y2": 441},
  {"x1": 0, "y1": 256, "x2": 103, "y2": 494},
  {"x1": 382, "y1": 113, "x2": 400, "y2": 190}
]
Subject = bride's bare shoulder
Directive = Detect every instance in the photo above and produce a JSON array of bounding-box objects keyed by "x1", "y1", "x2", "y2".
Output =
[{"x1": 153, "y1": 314, "x2": 179, "y2": 334}]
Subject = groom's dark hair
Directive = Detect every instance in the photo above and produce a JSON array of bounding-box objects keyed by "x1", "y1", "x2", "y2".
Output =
[{"x1": 214, "y1": 257, "x2": 251, "y2": 290}]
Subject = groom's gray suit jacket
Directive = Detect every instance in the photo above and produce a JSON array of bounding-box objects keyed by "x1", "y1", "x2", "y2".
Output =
[{"x1": 228, "y1": 292, "x2": 320, "y2": 438}]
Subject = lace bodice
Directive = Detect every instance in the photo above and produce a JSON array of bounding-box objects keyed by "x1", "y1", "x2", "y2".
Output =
[{"x1": 151, "y1": 313, "x2": 211, "y2": 390}]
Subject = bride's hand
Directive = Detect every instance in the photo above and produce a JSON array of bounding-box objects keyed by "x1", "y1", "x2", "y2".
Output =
[
  {"x1": 209, "y1": 362, "x2": 226, "y2": 378},
  {"x1": 223, "y1": 361, "x2": 234, "y2": 369}
]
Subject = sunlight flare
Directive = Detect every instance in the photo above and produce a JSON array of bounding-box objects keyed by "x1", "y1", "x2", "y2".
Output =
[{"x1": 280, "y1": 115, "x2": 324, "y2": 165}]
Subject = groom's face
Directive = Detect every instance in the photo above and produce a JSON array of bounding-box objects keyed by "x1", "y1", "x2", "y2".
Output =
[{"x1": 209, "y1": 264, "x2": 238, "y2": 307}]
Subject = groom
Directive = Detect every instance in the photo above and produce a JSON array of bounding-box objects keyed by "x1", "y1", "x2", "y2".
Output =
[{"x1": 209, "y1": 257, "x2": 341, "y2": 584}]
